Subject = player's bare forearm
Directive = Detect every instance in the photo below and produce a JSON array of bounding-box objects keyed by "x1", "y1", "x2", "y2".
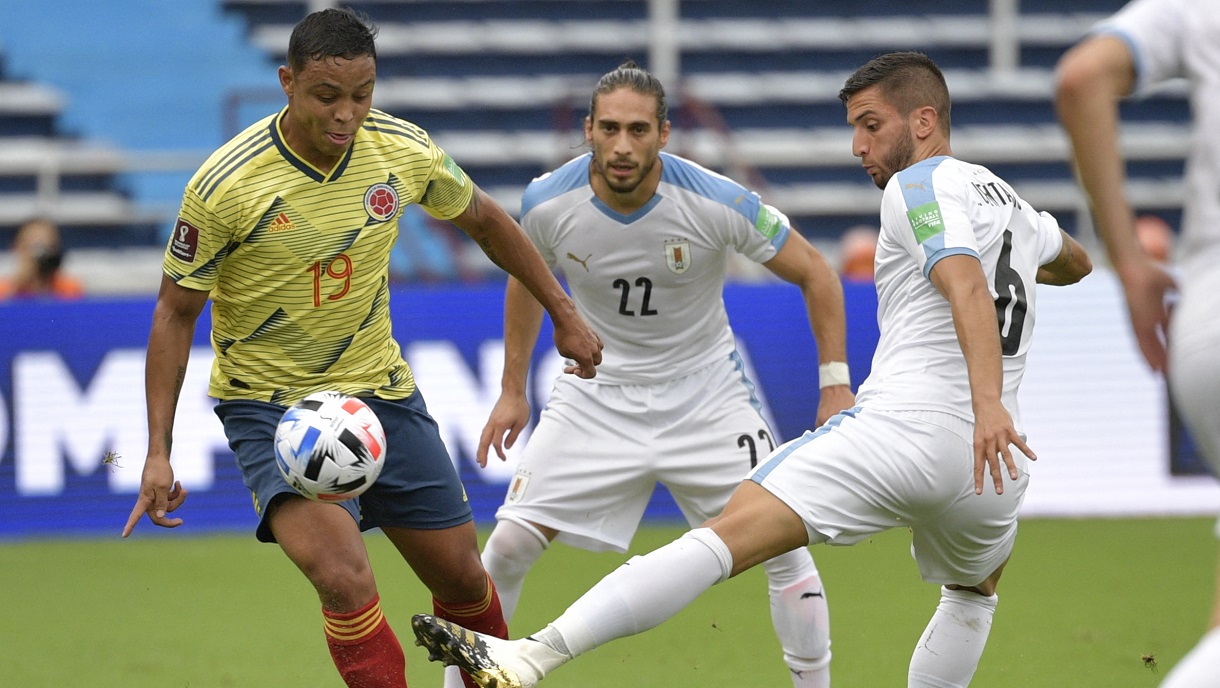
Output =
[
  {"x1": 453, "y1": 186, "x2": 602, "y2": 376},
  {"x1": 932, "y1": 256, "x2": 1034, "y2": 493},
  {"x1": 803, "y1": 274, "x2": 849, "y2": 367},
  {"x1": 954, "y1": 288, "x2": 1005, "y2": 413},
  {"x1": 931, "y1": 256, "x2": 1004, "y2": 410},
  {"x1": 1055, "y1": 36, "x2": 1142, "y2": 273},
  {"x1": 500, "y1": 276, "x2": 546, "y2": 396},
  {"x1": 764, "y1": 231, "x2": 850, "y2": 364},
  {"x1": 454, "y1": 187, "x2": 577, "y2": 320},
  {"x1": 1037, "y1": 229, "x2": 1093, "y2": 285},
  {"x1": 124, "y1": 277, "x2": 203, "y2": 537},
  {"x1": 1056, "y1": 37, "x2": 1172, "y2": 372},
  {"x1": 144, "y1": 276, "x2": 207, "y2": 459},
  {"x1": 950, "y1": 285, "x2": 1018, "y2": 493}
]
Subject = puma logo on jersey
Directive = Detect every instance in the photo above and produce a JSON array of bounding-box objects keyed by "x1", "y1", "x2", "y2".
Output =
[{"x1": 567, "y1": 252, "x2": 592, "y2": 271}]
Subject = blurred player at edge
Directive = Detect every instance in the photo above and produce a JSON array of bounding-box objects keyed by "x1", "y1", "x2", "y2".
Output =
[
  {"x1": 1056, "y1": 1, "x2": 1220, "y2": 685},
  {"x1": 443, "y1": 60, "x2": 853, "y2": 688},
  {"x1": 410, "y1": 51, "x2": 1092, "y2": 688},
  {"x1": 120, "y1": 8, "x2": 602, "y2": 688}
]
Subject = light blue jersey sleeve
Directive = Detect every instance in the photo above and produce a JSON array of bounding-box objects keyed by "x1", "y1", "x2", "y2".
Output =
[
  {"x1": 659, "y1": 153, "x2": 790, "y2": 253},
  {"x1": 520, "y1": 154, "x2": 592, "y2": 220},
  {"x1": 890, "y1": 156, "x2": 979, "y2": 279}
]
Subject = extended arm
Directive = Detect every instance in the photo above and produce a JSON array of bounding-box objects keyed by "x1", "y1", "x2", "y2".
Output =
[
  {"x1": 1036, "y1": 228, "x2": 1093, "y2": 286},
  {"x1": 1055, "y1": 35, "x2": 1175, "y2": 371},
  {"x1": 477, "y1": 276, "x2": 546, "y2": 465},
  {"x1": 930, "y1": 254, "x2": 1036, "y2": 495},
  {"x1": 450, "y1": 186, "x2": 602, "y2": 378},
  {"x1": 122, "y1": 275, "x2": 209, "y2": 537},
  {"x1": 763, "y1": 231, "x2": 855, "y2": 425}
]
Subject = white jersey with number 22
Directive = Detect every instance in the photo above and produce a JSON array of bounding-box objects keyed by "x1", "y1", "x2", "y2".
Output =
[{"x1": 519, "y1": 151, "x2": 790, "y2": 385}]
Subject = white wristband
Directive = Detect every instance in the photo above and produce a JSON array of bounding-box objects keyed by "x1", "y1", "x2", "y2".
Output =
[{"x1": 818, "y1": 361, "x2": 851, "y2": 389}]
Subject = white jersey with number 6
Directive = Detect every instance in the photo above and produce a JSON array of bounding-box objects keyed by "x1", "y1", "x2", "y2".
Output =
[{"x1": 856, "y1": 155, "x2": 1065, "y2": 429}]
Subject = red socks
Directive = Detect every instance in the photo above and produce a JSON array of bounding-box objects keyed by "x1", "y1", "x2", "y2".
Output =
[
  {"x1": 323, "y1": 595, "x2": 407, "y2": 688},
  {"x1": 320, "y1": 580, "x2": 505, "y2": 688},
  {"x1": 433, "y1": 575, "x2": 509, "y2": 688}
]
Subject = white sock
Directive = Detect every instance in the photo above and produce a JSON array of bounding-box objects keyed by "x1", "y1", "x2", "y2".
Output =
[
  {"x1": 537, "y1": 528, "x2": 733, "y2": 658},
  {"x1": 481, "y1": 519, "x2": 550, "y2": 621},
  {"x1": 908, "y1": 587, "x2": 998, "y2": 688},
  {"x1": 1160, "y1": 626, "x2": 1220, "y2": 688},
  {"x1": 763, "y1": 548, "x2": 831, "y2": 688}
]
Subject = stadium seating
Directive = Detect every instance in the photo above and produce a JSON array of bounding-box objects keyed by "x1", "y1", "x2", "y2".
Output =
[
  {"x1": 0, "y1": 47, "x2": 163, "y2": 248},
  {"x1": 224, "y1": 0, "x2": 1190, "y2": 246},
  {"x1": 0, "y1": 1, "x2": 1192, "y2": 287}
]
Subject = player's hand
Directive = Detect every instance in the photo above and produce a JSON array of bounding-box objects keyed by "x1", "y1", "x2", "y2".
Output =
[
  {"x1": 972, "y1": 403, "x2": 1036, "y2": 495},
  {"x1": 477, "y1": 393, "x2": 532, "y2": 466},
  {"x1": 552, "y1": 315, "x2": 603, "y2": 379},
  {"x1": 1117, "y1": 258, "x2": 1176, "y2": 374},
  {"x1": 121, "y1": 456, "x2": 189, "y2": 537},
  {"x1": 815, "y1": 385, "x2": 855, "y2": 427}
]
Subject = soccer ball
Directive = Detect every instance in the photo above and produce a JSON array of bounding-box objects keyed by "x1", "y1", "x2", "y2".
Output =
[{"x1": 274, "y1": 391, "x2": 387, "y2": 502}]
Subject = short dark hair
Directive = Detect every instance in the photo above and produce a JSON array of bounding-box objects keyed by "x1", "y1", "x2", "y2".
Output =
[
  {"x1": 589, "y1": 60, "x2": 668, "y2": 125},
  {"x1": 839, "y1": 52, "x2": 951, "y2": 132},
  {"x1": 287, "y1": 7, "x2": 378, "y2": 72}
]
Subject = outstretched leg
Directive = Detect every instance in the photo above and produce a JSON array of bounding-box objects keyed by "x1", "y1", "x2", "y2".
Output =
[{"x1": 412, "y1": 482, "x2": 810, "y2": 687}]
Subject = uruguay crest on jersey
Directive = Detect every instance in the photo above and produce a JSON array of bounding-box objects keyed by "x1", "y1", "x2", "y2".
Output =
[{"x1": 665, "y1": 238, "x2": 691, "y2": 274}]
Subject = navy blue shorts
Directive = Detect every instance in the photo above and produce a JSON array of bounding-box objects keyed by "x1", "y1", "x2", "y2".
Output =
[{"x1": 215, "y1": 390, "x2": 473, "y2": 543}]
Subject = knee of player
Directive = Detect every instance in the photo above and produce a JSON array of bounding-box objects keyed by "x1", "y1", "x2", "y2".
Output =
[
  {"x1": 305, "y1": 558, "x2": 378, "y2": 609},
  {"x1": 484, "y1": 519, "x2": 552, "y2": 564},
  {"x1": 432, "y1": 560, "x2": 496, "y2": 604},
  {"x1": 946, "y1": 581, "x2": 999, "y2": 598}
]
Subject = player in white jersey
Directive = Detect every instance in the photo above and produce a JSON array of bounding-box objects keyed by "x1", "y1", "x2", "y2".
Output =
[
  {"x1": 412, "y1": 52, "x2": 1092, "y2": 688},
  {"x1": 1056, "y1": 2, "x2": 1220, "y2": 685},
  {"x1": 438, "y1": 61, "x2": 854, "y2": 688}
]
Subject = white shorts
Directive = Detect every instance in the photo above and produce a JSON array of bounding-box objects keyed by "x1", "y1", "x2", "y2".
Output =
[
  {"x1": 496, "y1": 354, "x2": 772, "y2": 553},
  {"x1": 750, "y1": 408, "x2": 1030, "y2": 586}
]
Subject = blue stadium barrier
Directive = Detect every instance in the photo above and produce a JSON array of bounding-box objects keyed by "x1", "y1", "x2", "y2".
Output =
[{"x1": 0, "y1": 281, "x2": 880, "y2": 540}]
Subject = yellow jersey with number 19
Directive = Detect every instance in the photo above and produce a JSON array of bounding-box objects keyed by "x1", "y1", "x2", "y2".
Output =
[{"x1": 162, "y1": 107, "x2": 473, "y2": 406}]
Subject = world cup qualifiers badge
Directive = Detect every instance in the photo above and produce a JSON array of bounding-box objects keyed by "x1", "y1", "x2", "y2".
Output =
[{"x1": 364, "y1": 183, "x2": 400, "y2": 222}]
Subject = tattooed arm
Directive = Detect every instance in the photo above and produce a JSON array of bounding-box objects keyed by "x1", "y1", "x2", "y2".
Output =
[
  {"x1": 450, "y1": 185, "x2": 603, "y2": 378},
  {"x1": 1036, "y1": 228, "x2": 1093, "y2": 286},
  {"x1": 123, "y1": 275, "x2": 208, "y2": 536}
]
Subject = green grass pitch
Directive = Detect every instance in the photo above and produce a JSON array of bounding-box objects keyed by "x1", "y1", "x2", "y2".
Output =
[{"x1": 1, "y1": 517, "x2": 1212, "y2": 687}]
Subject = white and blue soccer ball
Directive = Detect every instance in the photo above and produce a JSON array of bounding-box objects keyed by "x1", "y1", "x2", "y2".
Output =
[{"x1": 274, "y1": 391, "x2": 387, "y2": 502}]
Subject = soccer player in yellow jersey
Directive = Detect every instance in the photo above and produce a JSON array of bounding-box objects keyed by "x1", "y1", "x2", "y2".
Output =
[{"x1": 120, "y1": 8, "x2": 602, "y2": 688}]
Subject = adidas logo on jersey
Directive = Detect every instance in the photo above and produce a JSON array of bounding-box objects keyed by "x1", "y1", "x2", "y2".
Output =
[{"x1": 269, "y1": 212, "x2": 296, "y2": 233}]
